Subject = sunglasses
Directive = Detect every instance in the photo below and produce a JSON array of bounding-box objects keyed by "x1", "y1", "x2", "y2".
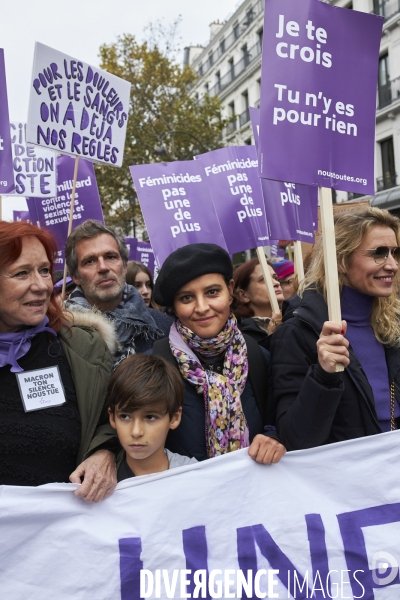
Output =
[{"x1": 362, "y1": 246, "x2": 400, "y2": 264}]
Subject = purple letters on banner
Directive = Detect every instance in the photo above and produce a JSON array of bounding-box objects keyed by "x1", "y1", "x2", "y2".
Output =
[
  {"x1": 250, "y1": 107, "x2": 317, "y2": 243},
  {"x1": 13, "y1": 210, "x2": 30, "y2": 222},
  {"x1": 26, "y1": 155, "x2": 104, "y2": 270},
  {"x1": 125, "y1": 237, "x2": 138, "y2": 261},
  {"x1": 130, "y1": 160, "x2": 227, "y2": 267},
  {"x1": 196, "y1": 146, "x2": 269, "y2": 254},
  {"x1": 0, "y1": 49, "x2": 14, "y2": 194},
  {"x1": 258, "y1": 0, "x2": 383, "y2": 194}
]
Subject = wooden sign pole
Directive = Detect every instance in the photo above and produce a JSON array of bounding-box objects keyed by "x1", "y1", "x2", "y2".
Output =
[
  {"x1": 61, "y1": 157, "x2": 80, "y2": 300},
  {"x1": 293, "y1": 240, "x2": 305, "y2": 282},
  {"x1": 287, "y1": 242, "x2": 293, "y2": 262},
  {"x1": 256, "y1": 246, "x2": 280, "y2": 315},
  {"x1": 319, "y1": 186, "x2": 344, "y2": 372}
]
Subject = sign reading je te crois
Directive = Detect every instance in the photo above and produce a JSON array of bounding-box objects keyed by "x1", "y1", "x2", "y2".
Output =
[
  {"x1": 26, "y1": 42, "x2": 131, "y2": 168},
  {"x1": 258, "y1": 0, "x2": 383, "y2": 194}
]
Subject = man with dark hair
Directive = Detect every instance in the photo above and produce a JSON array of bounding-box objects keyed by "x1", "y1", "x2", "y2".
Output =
[{"x1": 65, "y1": 220, "x2": 172, "y2": 363}]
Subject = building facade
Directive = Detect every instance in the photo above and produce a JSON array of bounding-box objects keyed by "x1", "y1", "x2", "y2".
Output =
[
  {"x1": 186, "y1": 0, "x2": 400, "y2": 214},
  {"x1": 185, "y1": 0, "x2": 264, "y2": 146}
]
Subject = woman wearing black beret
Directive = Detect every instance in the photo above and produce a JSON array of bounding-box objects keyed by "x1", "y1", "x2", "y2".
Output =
[{"x1": 152, "y1": 243, "x2": 286, "y2": 463}]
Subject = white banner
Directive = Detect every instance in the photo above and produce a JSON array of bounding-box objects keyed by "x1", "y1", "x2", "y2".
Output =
[
  {"x1": 1, "y1": 432, "x2": 400, "y2": 599},
  {"x1": 10, "y1": 122, "x2": 56, "y2": 197},
  {"x1": 26, "y1": 42, "x2": 131, "y2": 168}
]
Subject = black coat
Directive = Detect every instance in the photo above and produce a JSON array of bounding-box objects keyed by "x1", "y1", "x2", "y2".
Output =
[
  {"x1": 152, "y1": 334, "x2": 273, "y2": 461},
  {"x1": 238, "y1": 317, "x2": 269, "y2": 344},
  {"x1": 270, "y1": 288, "x2": 400, "y2": 451}
]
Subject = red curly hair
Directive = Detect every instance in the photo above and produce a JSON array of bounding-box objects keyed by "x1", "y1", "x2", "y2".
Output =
[{"x1": 0, "y1": 221, "x2": 66, "y2": 332}]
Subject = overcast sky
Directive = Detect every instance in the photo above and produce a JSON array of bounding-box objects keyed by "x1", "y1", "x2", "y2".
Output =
[
  {"x1": 0, "y1": 0, "x2": 239, "y2": 218},
  {"x1": 1, "y1": 0, "x2": 239, "y2": 122}
]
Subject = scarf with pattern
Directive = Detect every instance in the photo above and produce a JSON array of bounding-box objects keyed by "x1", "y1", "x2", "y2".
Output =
[{"x1": 169, "y1": 313, "x2": 249, "y2": 457}]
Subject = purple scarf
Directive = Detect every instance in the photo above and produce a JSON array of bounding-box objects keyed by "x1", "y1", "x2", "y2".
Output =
[{"x1": 0, "y1": 317, "x2": 57, "y2": 373}]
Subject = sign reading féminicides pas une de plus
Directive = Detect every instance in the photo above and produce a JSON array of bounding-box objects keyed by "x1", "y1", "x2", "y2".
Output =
[
  {"x1": 196, "y1": 145, "x2": 270, "y2": 254},
  {"x1": 27, "y1": 43, "x2": 131, "y2": 168},
  {"x1": 258, "y1": 0, "x2": 383, "y2": 195},
  {"x1": 130, "y1": 160, "x2": 227, "y2": 267}
]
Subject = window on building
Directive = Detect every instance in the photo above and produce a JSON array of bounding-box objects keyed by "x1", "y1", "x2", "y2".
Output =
[
  {"x1": 220, "y1": 38, "x2": 225, "y2": 54},
  {"x1": 228, "y1": 57, "x2": 235, "y2": 83},
  {"x1": 239, "y1": 91, "x2": 250, "y2": 127},
  {"x1": 345, "y1": 2, "x2": 353, "y2": 8},
  {"x1": 373, "y1": 0, "x2": 386, "y2": 17},
  {"x1": 198, "y1": 64, "x2": 203, "y2": 76},
  {"x1": 204, "y1": 82, "x2": 209, "y2": 95},
  {"x1": 233, "y1": 22, "x2": 240, "y2": 40},
  {"x1": 215, "y1": 71, "x2": 221, "y2": 92},
  {"x1": 208, "y1": 51, "x2": 214, "y2": 67},
  {"x1": 380, "y1": 137, "x2": 396, "y2": 190},
  {"x1": 245, "y1": 7, "x2": 255, "y2": 26},
  {"x1": 255, "y1": 78, "x2": 261, "y2": 107},
  {"x1": 244, "y1": 138, "x2": 252, "y2": 145},
  {"x1": 226, "y1": 102, "x2": 237, "y2": 135},
  {"x1": 242, "y1": 90, "x2": 249, "y2": 110},
  {"x1": 257, "y1": 28, "x2": 263, "y2": 48},
  {"x1": 378, "y1": 53, "x2": 391, "y2": 108},
  {"x1": 242, "y1": 44, "x2": 250, "y2": 67}
]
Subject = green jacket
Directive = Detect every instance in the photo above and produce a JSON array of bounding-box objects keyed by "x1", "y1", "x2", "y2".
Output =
[{"x1": 59, "y1": 318, "x2": 117, "y2": 465}]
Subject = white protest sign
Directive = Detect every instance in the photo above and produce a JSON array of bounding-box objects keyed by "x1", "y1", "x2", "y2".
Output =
[
  {"x1": 1, "y1": 432, "x2": 400, "y2": 599},
  {"x1": 15, "y1": 366, "x2": 66, "y2": 412},
  {"x1": 26, "y1": 42, "x2": 131, "y2": 168},
  {"x1": 10, "y1": 122, "x2": 56, "y2": 197}
]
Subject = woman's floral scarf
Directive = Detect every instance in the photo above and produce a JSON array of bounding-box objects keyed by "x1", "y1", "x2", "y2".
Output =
[{"x1": 169, "y1": 313, "x2": 249, "y2": 457}]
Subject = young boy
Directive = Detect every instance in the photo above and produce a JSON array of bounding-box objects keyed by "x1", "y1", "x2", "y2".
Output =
[{"x1": 108, "y1": 354, "x2": 197, "y2": 481}]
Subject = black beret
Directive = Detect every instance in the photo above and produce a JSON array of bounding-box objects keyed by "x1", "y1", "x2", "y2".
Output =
[{"x1": 153, "y1": 243, "x2": 233, "y2": 307}]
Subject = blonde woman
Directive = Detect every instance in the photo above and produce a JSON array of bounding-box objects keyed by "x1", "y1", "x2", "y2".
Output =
[{"x1": 271, "y1": 207, "x2": 400, "y2": 450}]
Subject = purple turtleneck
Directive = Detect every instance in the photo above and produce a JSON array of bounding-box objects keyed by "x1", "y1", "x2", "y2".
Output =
[{"x1": 341, "y1": 285, "x2": 398, "y2": 432}]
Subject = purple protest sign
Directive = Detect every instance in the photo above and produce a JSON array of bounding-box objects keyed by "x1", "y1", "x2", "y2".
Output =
[
  {"x1": 258, "y1": 0, "x2": 383, "y2": 194},
  {"x1": 136, "y1": 241, "x2": 155, "y2": 277},
  {"x1": 269, "y1": 240, "x2": 285, "y2": 259},
  {"x1": 125, "y1": 237, "x2": 138, "y2": 261},
  {"x1": 130, "y1": 160, "x2": 227, "y2": 266},
  {"x1": 10, "y1": 122, "x2": 56, "y2": 197},
  {"x1": 27, "y1": 43, "x2": 131, "y2": 168},
  {"x1": 262, "y1": 179, "x2": 316, "y2": 243},
  {"x1": 13, "y1": 210, "x2": 30, "y2": 222},
  {"x1": 0, "y1": 50, "x2": 14, "y2": 194},
  {"x1": 250, "y1": 107, "x2": 317, "y2": 243},
  {"x1": 26, "y1": 155, "x2": 104, "y2": 269},
  {"x1": 196, "y1": 145, "x2": 269, "y2": 254}
]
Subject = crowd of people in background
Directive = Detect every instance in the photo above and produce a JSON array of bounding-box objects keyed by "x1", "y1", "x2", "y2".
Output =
[{"x1": 1, "y1": 205, "x2": 399, "y2": 500}]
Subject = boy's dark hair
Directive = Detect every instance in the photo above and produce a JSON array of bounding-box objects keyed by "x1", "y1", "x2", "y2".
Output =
[{"x1": 107, "y1": 354, "x2": 184, "y2": 418}]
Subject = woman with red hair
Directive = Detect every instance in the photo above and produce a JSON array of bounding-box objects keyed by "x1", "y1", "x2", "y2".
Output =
[{"x1": 0, "y1": 221, "x2": 118, "y2": 501}]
